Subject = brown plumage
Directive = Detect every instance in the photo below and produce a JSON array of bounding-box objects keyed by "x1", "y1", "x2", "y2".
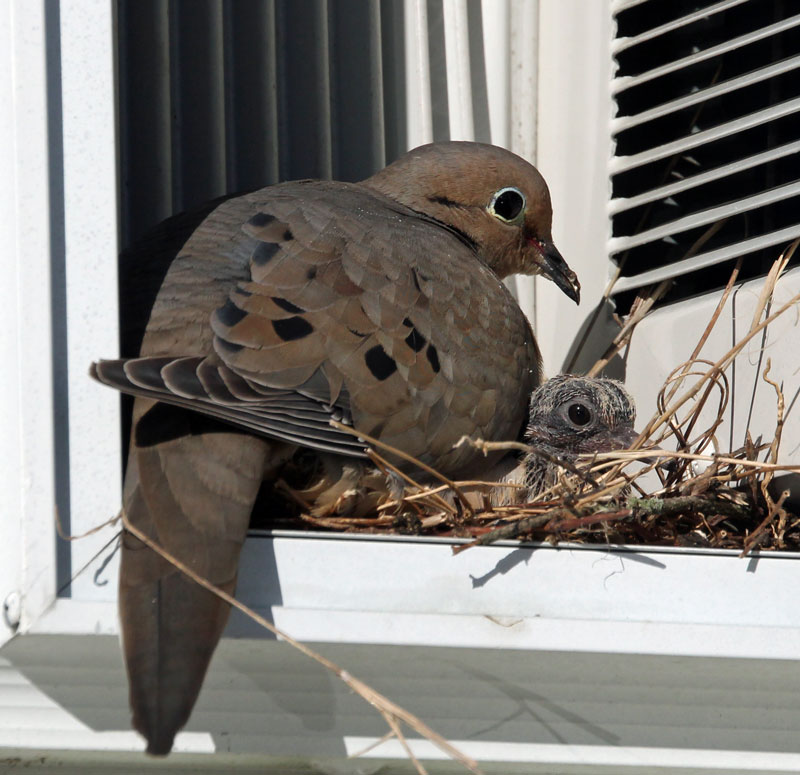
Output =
[{"x1": 90, "y1": 141, "x2": 579, "y2": 754}]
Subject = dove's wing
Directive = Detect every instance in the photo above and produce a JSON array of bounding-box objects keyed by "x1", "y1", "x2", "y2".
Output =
[{"x1": 96, "y1": 180, "x2": 540, "y2": 476}]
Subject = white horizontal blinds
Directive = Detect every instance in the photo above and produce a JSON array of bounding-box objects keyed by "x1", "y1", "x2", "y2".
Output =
[
  {"x1": 609, "y1": 0, "x2": 800, "y2": 298},
  {"x1": 612, "y1": 0, "x2": 749, "y2": 56},
  {"x1": 611, "y1": 14, "x2": 800, "y2": 94},
  {"x1": 611, "y1": 53, "x2": 800, "y2": 133},
  {"x1": 608, "y1": 140, "x2": 800, "y2": 215}
]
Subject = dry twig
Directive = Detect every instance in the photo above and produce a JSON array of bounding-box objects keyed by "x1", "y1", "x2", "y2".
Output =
[{"x1": 120, "y1": 509, "x2": 483, "y2": 775}]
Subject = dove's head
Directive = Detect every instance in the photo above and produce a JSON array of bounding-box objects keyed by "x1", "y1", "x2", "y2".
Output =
[
  {"x1": 363, "y1": 141, "x2": 580, "y2": 303},
  {"x1": 525, "y1": 375, "x2": 638, "y2": 458}
]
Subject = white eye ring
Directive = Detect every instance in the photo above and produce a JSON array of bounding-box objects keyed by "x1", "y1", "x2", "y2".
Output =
[{"x1": 488, "y1": 187, "x2": 526, "y2": 224}]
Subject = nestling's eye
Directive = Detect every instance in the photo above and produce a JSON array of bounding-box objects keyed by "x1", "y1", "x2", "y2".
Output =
[
  {"x1": 489, "y1": 187, "x2": 526, "y2": 223},
  {"x1": 567, "y1": 402, "x2": 593, "y2": 427}
]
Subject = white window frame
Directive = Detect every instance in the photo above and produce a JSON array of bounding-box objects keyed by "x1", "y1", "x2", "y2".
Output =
[
  {"x1": 6, "y1": 2, "x2": 800, "y2": 770},
  {"x1": 5, "y1": 0, "x2": 800, "y2": 668},
  {"x1": 1, "y1": 0, "x2": 121, "y2": 648},
  {"x1": 1, "y1": 0, "x2": 58, "y2": 642}
]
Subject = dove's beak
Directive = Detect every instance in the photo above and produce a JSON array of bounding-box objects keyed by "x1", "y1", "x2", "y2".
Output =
[{"x1": 530, "y1": 238, "x2": 580, "y2": 304}]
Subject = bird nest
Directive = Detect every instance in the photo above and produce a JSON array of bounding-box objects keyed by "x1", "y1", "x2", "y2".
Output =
[{"x1": 265, "y1": 246, "x2": 800, "y2": 557}]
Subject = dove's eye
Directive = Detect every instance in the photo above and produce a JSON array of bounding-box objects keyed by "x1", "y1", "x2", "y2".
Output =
[
  {"x1": 489, "y1": 187, "x2": 526, "y2": 223},
  {"x1": 567, "y1": 402, "x2": 593, "y2": 427}
]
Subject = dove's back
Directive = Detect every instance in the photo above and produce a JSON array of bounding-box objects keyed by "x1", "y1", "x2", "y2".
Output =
[{"x1": 119, "y1": 179, "x2": 540, "y2": 477}]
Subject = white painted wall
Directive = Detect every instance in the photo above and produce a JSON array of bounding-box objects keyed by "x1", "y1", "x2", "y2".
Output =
[
  {"x1": 535, "y1": 0, "x2": 614, "y2": 376},
  {"x1": 58, "y1": 0, "x2": 121, "y2": 602},
  {"x1": 0, "y1": 0, "x2": 57, "y2": 647},
  {"x1": 0, "y1": 0, "x2": 122, "y2": 649}
]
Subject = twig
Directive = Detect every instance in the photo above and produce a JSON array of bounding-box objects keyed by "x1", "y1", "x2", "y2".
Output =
[
  {"x1": 120, "y1": 510, "x2": 483, "y2": 775},
  {"x1": 590, "y1": 448, "x2": 800, "y2": 472},
  {"x1": 452, "y1": 513, "x2": 557, "y2": 552},
  {"x1": 748, "y1": 239, "x2": 797, "y2": 334},
  {"x1": 587, "y1": 278, "x2": 671, "y2": 377},
  {"x1": 381, "y1": 710, "x2": 428, "y2": 775},
  {"x1": 55, "y1": 508, "x2": 120, "y2": 541},
  {"x1": 331, "y1": 420, "x2": 475, "y2": 518},
  {"x1": 628, "y1": 495, "x2": 751, "y2": 520},
  {"x1": 458, "y1": 436, "x2": 602, "y2": 490},
  {"x1": 547, "y1": 510, "x2": 632, "y2": 531},
  {"x1": 366, "y1": 448, "x2": 457, "y2": 516},
  {"x1": 635, "y1": 288, "x2": 800, "y2": 446},
  {"x1": 663, "y1": 255, "x2": 742, "y2": 405},
  {"x1": 739, "y1": 360, "x2": 791, "y2": 557},
  {"x1": 740, "y1": 491, "x2": 790, "y2": 557}
]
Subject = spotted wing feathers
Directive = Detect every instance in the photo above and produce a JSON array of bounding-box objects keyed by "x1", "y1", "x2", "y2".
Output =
[
  {"x1": 98, "y1": 179, "x2": 538, "y2": 475},
  {"x1": 201, "y1": 183, "x2": 538, "y2": 473},
  {"x1": 90, "y1": 357, "x2": 367, "y2": 457}
]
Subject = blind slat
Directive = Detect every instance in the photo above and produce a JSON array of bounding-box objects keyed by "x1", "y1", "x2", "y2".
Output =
[
  {"x1": 611, "y1": 0, "x2": 652, "y2": 14},
  {"x1": 443, "y1": 0, "x2": 474, "y2": 141},
  {"x1": 277, "y1": 0, "x2": 332, "y2": 181},
  {"x1": 610, "y1": 96, "x2": 800, "y2": 175},
  {"x1": 610, "y1": 179, "x2": 800, "y2": 254},
  {"x1": 405, "y1": 0, "x2": 433, "y2": 147},
  {"x1": 223, "y1": 0, "x2": 279, "y2": 191},
  {"x1": 169, "y1": 0, "x2": 227, "y2": 210},
  {"x1": 612, "y1": 14, "x2": 800, "y2": 96},
  {"x1": 610, "y1": 139, "x2": 800, "y2": 216},
  {"x1": 613, "y1": 0, "x2": 748, "y2": 55},
  {"x1": 612, "y1": 224, "x2": 800, "y2": 293},
  {"x1": 330, "y1": 0, "x2": 386, "y2": 179},
  {"x1": 612, "y1": 54, "x2": 800, "y2": 133}
]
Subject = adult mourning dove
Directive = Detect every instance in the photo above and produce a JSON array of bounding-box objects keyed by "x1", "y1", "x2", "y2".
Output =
[{"x1": 91, "y1": 141, "x2": 580, "y2": 754}]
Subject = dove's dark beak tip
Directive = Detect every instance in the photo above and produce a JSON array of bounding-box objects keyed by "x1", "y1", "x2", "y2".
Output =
[
  {"x1": 548, "y1": 257, "x2": 580, "y2": 305},
  {"x1": 554, "y1": 279, "x2": 580, "y2": 305},
  {"x1": 533, "y1": 239, "x2": 580, "y2": 304},
  {"x1": 563, "y1": 278, "x2": 581, "y2": 305}
]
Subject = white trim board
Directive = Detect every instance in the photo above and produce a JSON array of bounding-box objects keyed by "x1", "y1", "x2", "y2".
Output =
[
  {"x1": 346, "y1": 738, "x2": 800, "y2": 773},
  {"x1": 30, "y1": 534, "x2": 800, "y2": 661}
]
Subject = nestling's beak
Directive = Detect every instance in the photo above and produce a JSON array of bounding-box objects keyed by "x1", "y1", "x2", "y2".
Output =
[
  {"x1": 573, "y1": 425, "x2": 639, "y2": 456},
  {"x1": 606, "y1": 425, "x2": 640, "y2": 451},
  {"x1": 530, "y1": 238, "x2": 580, "y2": 304}
]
